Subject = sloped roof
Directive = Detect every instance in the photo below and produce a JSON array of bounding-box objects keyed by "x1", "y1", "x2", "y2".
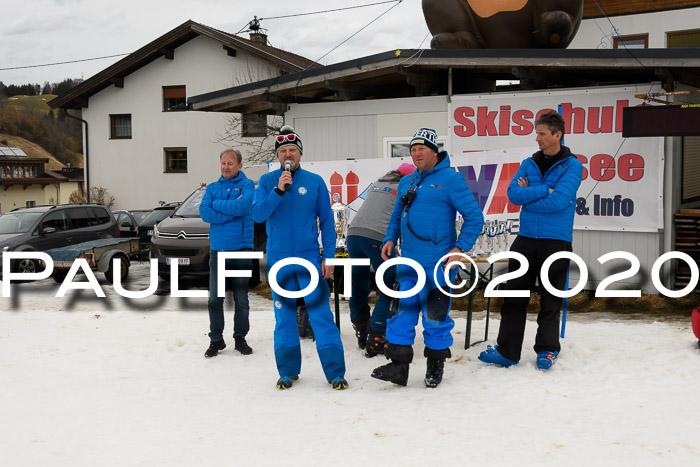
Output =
[{"x1": 49, "y1": 20, "x2": 317, "y2": 110}]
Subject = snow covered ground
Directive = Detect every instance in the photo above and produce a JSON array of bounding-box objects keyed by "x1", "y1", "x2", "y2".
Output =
[{"x1": 1, "y1": 263, "x2": 699, "y2": 466}]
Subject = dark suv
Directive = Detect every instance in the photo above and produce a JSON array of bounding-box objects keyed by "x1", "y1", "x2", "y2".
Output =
[{"x1": 0, "y1": 204, "x2": 118, "y2": 273}]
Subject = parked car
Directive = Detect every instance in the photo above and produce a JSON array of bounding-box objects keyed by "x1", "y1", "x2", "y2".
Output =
[
  {"x1": 137, "y1": 203, "x2": 180, "y2": 251},
  {"x1": 150, "y1": 188, "x2": 209, "y2": 279},
  {"x1": 0, "y1": 204, "x2": 119, "y2": 273},
  {"x1": 112, "y1": 209, "x2": 150, "y2": 238}
]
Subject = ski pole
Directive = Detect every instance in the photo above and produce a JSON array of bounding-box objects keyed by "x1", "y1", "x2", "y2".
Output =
[{"x1": 561, "y1": 267, "x2": 570, "y2": 338}]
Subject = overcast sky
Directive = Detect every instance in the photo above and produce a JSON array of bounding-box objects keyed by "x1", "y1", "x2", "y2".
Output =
[{"x1": 0, "y1": 0, "x2": 430, "y2": 86}]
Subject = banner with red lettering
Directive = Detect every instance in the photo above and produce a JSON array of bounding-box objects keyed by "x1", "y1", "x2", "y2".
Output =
[{"x1": 449, "y1": 86, "x2": 664, "y2": 232}]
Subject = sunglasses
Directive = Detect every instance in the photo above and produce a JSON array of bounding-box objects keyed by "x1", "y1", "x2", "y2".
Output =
[{"x1": 276, "y1": 134, "x2": 298, "y2": 143}]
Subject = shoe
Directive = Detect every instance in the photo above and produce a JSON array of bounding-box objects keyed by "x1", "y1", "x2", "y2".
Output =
[
  {"x1": 478, "y1": 345, "x2": 519, "y2": 367},
  {"x1": 276, "y1": 375, "x2": 299, "y2": 390},
  {"x1": 424, "y1": 357, "x2": 445, "y2": 388},
  {"x1": 234, "y1": 336, "x2": 253, "y2": 355},
  {"x1": 352, "y1": 321, "x2": 369, "y2": 350},
  {"x1": 328, "y1": 376, "x2": 349, "y2": 390},
  {"x1": 536, "y1": 351, "x2": 559, "y2": 370},
  {"x1": 365, "y1": 330, "x2": 387, "y2": 358},
  {"x1": 371, "y1": 360, "x2": 410, "y2": 386},
  {"x1": 204, "y1": 340, "x2": 226, "y2": 358}
]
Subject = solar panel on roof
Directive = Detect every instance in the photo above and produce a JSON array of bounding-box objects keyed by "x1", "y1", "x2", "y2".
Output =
[{"x1": 0, "y1": 147, "x2": 28, "y2": 157}]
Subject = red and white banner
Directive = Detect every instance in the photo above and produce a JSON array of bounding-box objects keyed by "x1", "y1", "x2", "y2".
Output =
[
  {"x1": 269, "y1": 86, "x2": 664, "y2": 233},
  {"x1": 449, "y1": 86, "x2": 665, "y2": 232}
]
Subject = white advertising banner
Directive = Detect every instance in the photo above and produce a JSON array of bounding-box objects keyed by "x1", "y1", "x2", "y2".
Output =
[
  {"x1": 449, "y1": 86, "x2": 665, "y2": 232},
  {"x1": 269, "y1": 86, "x2": 664, "y2": 233}
]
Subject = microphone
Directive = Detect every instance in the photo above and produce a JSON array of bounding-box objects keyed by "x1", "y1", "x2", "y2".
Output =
[{"x1": 283, "y1": 160, "x2": 291, "y2": 192}]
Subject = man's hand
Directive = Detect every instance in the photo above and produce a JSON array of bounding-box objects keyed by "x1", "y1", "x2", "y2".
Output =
[
  {"x1": 517, "y1": 176, "x2": 529, "y2": 187},
  {"x1": 321, "y1": 260, "x2": 334, "y2": 279},
  {"x1": 381, "y1": 241, "x2": 397, "y2": 261},
  {"x1": 278, "y1": 171, "x2": 292, "y2": 191},
  {"x1": 549, "y1": 188, "x2": 554, "y2": 193},
  {"x1": 443, "y1": 247, "x2": 464, "y2": 270}
]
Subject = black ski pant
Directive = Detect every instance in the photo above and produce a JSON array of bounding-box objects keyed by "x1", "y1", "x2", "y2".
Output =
[{"x1": 496, "y1": 235, "x2": 572, "y2": 361}]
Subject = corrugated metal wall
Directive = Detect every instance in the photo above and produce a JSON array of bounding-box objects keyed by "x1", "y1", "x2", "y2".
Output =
[
  {"x1": 292, "y1": 115, "x2": 378, "y2": 162},
  {"x1": 571, "y1": 230, "x2": 662, "y2": 293},
  {"x1": 682, "y1": 136, "x2": 700, "y2": 202}
]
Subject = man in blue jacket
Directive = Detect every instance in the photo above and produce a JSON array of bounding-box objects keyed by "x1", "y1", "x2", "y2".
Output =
[
  {"x1": 372, "y1": 128, "x2": 483, "y2": 388},
  {"x1": 478, "y1": 110, "x2": 583, "y2": 371},
  {"x1": 252, "y1": 125, "x2": 348, "y2": 390},
  {"x1": 199, "y1": 149, "x2": 255, "y2": 358}
]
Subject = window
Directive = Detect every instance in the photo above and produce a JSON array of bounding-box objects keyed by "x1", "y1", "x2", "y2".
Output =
[
  {"x1": 90, "y1": 207, "x2": 111, "y2": 225},
  {"x1": 68, "y1": 207, "x2": 91, "y2": 229},
  {"x1": 242, "y1": 113, "x2": 267, "y2": 137},
  {"x1": 668, "y1": 29, "x2": 700, "y2": 48},
  {"x1": 164, "y1": 147, "x2": 187, "y2": 173},
  {"x1": 384, "y1": 137, "x2": 445, "y2": 158},
  {"x1": 26, "y1": 201, "x2": 36, "y2": 208},
  {"x1": 613, "y1": 34, "x2": 648, "y2": 49},
  {"x1": 38, "y1": 211, "x2": 68, "y2": 233},
  {"x1": 163, "y1": 86, "x2": 186, "y2": 112},
  {"x1": 110, "y1": 114, "x2": 132, "y2": 139}
]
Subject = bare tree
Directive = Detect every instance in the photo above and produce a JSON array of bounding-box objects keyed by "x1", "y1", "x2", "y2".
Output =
[
  {"x1": 212, "y1": 64, "x2": 285, "y2": 166},
  {"x1": 69, "y1": 186, "x2": 115, "y2": 208}
]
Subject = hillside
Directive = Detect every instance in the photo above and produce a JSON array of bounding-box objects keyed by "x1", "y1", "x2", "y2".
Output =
[
  {"x1": 0, "y1": 133, "x2": 68, "y2": 171},
  {"x1": 0, "y1": 95, "x2": 83, "y2": 168},
  {"x1": 4, "y1": 94, "x2": 56, "y2": 115}
]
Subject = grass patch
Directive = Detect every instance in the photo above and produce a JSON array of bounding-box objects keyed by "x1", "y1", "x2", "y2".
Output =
[{"x1": 4, "y1": 95, "x2": 57, "y2": 115}]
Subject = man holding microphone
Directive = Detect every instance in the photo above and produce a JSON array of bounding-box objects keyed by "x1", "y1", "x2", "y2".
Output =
[{"x1": 252, "y1": 125, "x2": 347, "y2": 390}]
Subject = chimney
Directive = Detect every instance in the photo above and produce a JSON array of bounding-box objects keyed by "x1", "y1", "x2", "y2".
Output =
[{"x1": 249, "y1": 32, "x2": 268, "y2": 45}]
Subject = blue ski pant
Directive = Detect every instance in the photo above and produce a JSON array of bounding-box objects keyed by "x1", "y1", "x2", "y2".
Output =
[
  {"x1": 347, "y1": 235, "x2": 396, "y2": 332},
  {"x1": 267, "y1": 257, "x2": 346, "y2": 380},
  {"x1": 386, "y1": 263, "x2": 457, "y2": 351}
]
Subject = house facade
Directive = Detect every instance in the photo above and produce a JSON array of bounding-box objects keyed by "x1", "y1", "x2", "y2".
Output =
[
  {"x1": 50, "y1": 20, "x2": 315, "y2": 210},
  {"x1": 0, "y1": 149, "x2": 83, "y2": 213}
]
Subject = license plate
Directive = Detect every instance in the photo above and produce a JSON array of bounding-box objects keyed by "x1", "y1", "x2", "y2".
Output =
[
  {"x1": 166, "y1": 257, "x2": 190, "y2": 265},
  {"x1": 147, "y1": 230, "x2": 153, "y2": 236}
]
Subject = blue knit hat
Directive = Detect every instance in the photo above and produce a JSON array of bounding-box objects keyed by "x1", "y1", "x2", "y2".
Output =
[{"x1": 410, "y1": 128, "x2": 439, "y2": 153}]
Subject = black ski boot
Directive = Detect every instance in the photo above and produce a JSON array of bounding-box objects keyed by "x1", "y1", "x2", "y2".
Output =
[
  {"x1": 424, "y1": 358, "x2": 445, "y2": 388},
  {"x1": 365, "y1": 329, "x2": 387, "y2": 358},
  {"x1": 204, "y1": 340, "x2": 226, "y2": 358},
  {"x1": 234, "y1": 336, "x2": 253, "y2": 355},
  {"x1": 424, "y1": 347, "x2": 451, "y2": 388},
  {"x1": 371, "y1": 343, "x2": 413, "y2": 386},
  {"x1": 351, "y1": 303, "x2": 371, "y2": 350}
]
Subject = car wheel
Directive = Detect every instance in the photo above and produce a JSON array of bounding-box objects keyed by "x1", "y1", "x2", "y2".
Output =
[
  {"x1": 105, "y1": 256, "x2": 129, "y2": 284},
  {"x1": 15, "y1": 258, "x2": 38, "y2": 274},
  {"x1": 52, "y1": 271, "x2": 67, "y2": 283}
]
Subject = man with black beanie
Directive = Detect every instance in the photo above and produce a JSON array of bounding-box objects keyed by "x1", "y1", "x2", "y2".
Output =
[{"x1": 252, "y1": 125, "x2": 348, "y2": 390}]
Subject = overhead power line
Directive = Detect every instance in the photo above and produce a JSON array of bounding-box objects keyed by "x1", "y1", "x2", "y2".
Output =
[
  {"x1": 0, "y1": 53, "x2": 130, "y2": 72},
  {"x1": 236, "y1": 0, "x2": 401, "y2": 33}
]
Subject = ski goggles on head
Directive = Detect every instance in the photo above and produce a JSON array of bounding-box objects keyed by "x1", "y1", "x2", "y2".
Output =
[{"x1": 276, "y1": 134, "x2": 298, "y2": 143}]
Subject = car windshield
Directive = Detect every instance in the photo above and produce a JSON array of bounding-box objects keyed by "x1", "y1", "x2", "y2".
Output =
[
  {"x1": 131, "y1": 211, "x2": 151, "y2": 224},
  {"x1": 142, "y1": 209, "x2": 175, "y2": 226},
  {"x1": 174, "y1": 188, "x2": 206, "y2": 218},
  {"x1": 0, "y1": 212, "x2": 44, "y2": 234}
]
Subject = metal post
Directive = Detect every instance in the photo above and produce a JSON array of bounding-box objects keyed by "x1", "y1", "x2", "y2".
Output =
[
  {"x1": 333, "y1": 267, "x2": 340, "y2": 330},
  {"x1": 560, "y1": 268, "x2": 570, "y2": 338},
  {"x1": 465, "y1": 263, "x2": 476, "y2": 349}
]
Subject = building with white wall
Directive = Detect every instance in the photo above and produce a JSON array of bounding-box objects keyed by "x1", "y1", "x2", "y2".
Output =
[{"x1": 50, "y1": 20, "x2": 315, "y2": 209}]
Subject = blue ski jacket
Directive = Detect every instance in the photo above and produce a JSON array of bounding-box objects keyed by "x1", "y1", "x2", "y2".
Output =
[
  {"x1": 384, "y1": 152, "x2": 484, "y2": 268},
  {"x1": 199, "y1": 172, "x2": 255, "y2": 251},
  {"x1": 252, "y1": 166, "x2": 335, "y2": 261},
  {"x1": 507, "y1": 147, "x2": 583, "y2": 242}
]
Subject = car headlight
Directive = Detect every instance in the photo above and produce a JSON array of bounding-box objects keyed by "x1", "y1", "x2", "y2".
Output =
[
  {"x1": 153, "y1": 225, "x2": 160, "y2": 239},
  {"x1": 2, "y1": 246, "x2": 9, "y2": 252}
]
